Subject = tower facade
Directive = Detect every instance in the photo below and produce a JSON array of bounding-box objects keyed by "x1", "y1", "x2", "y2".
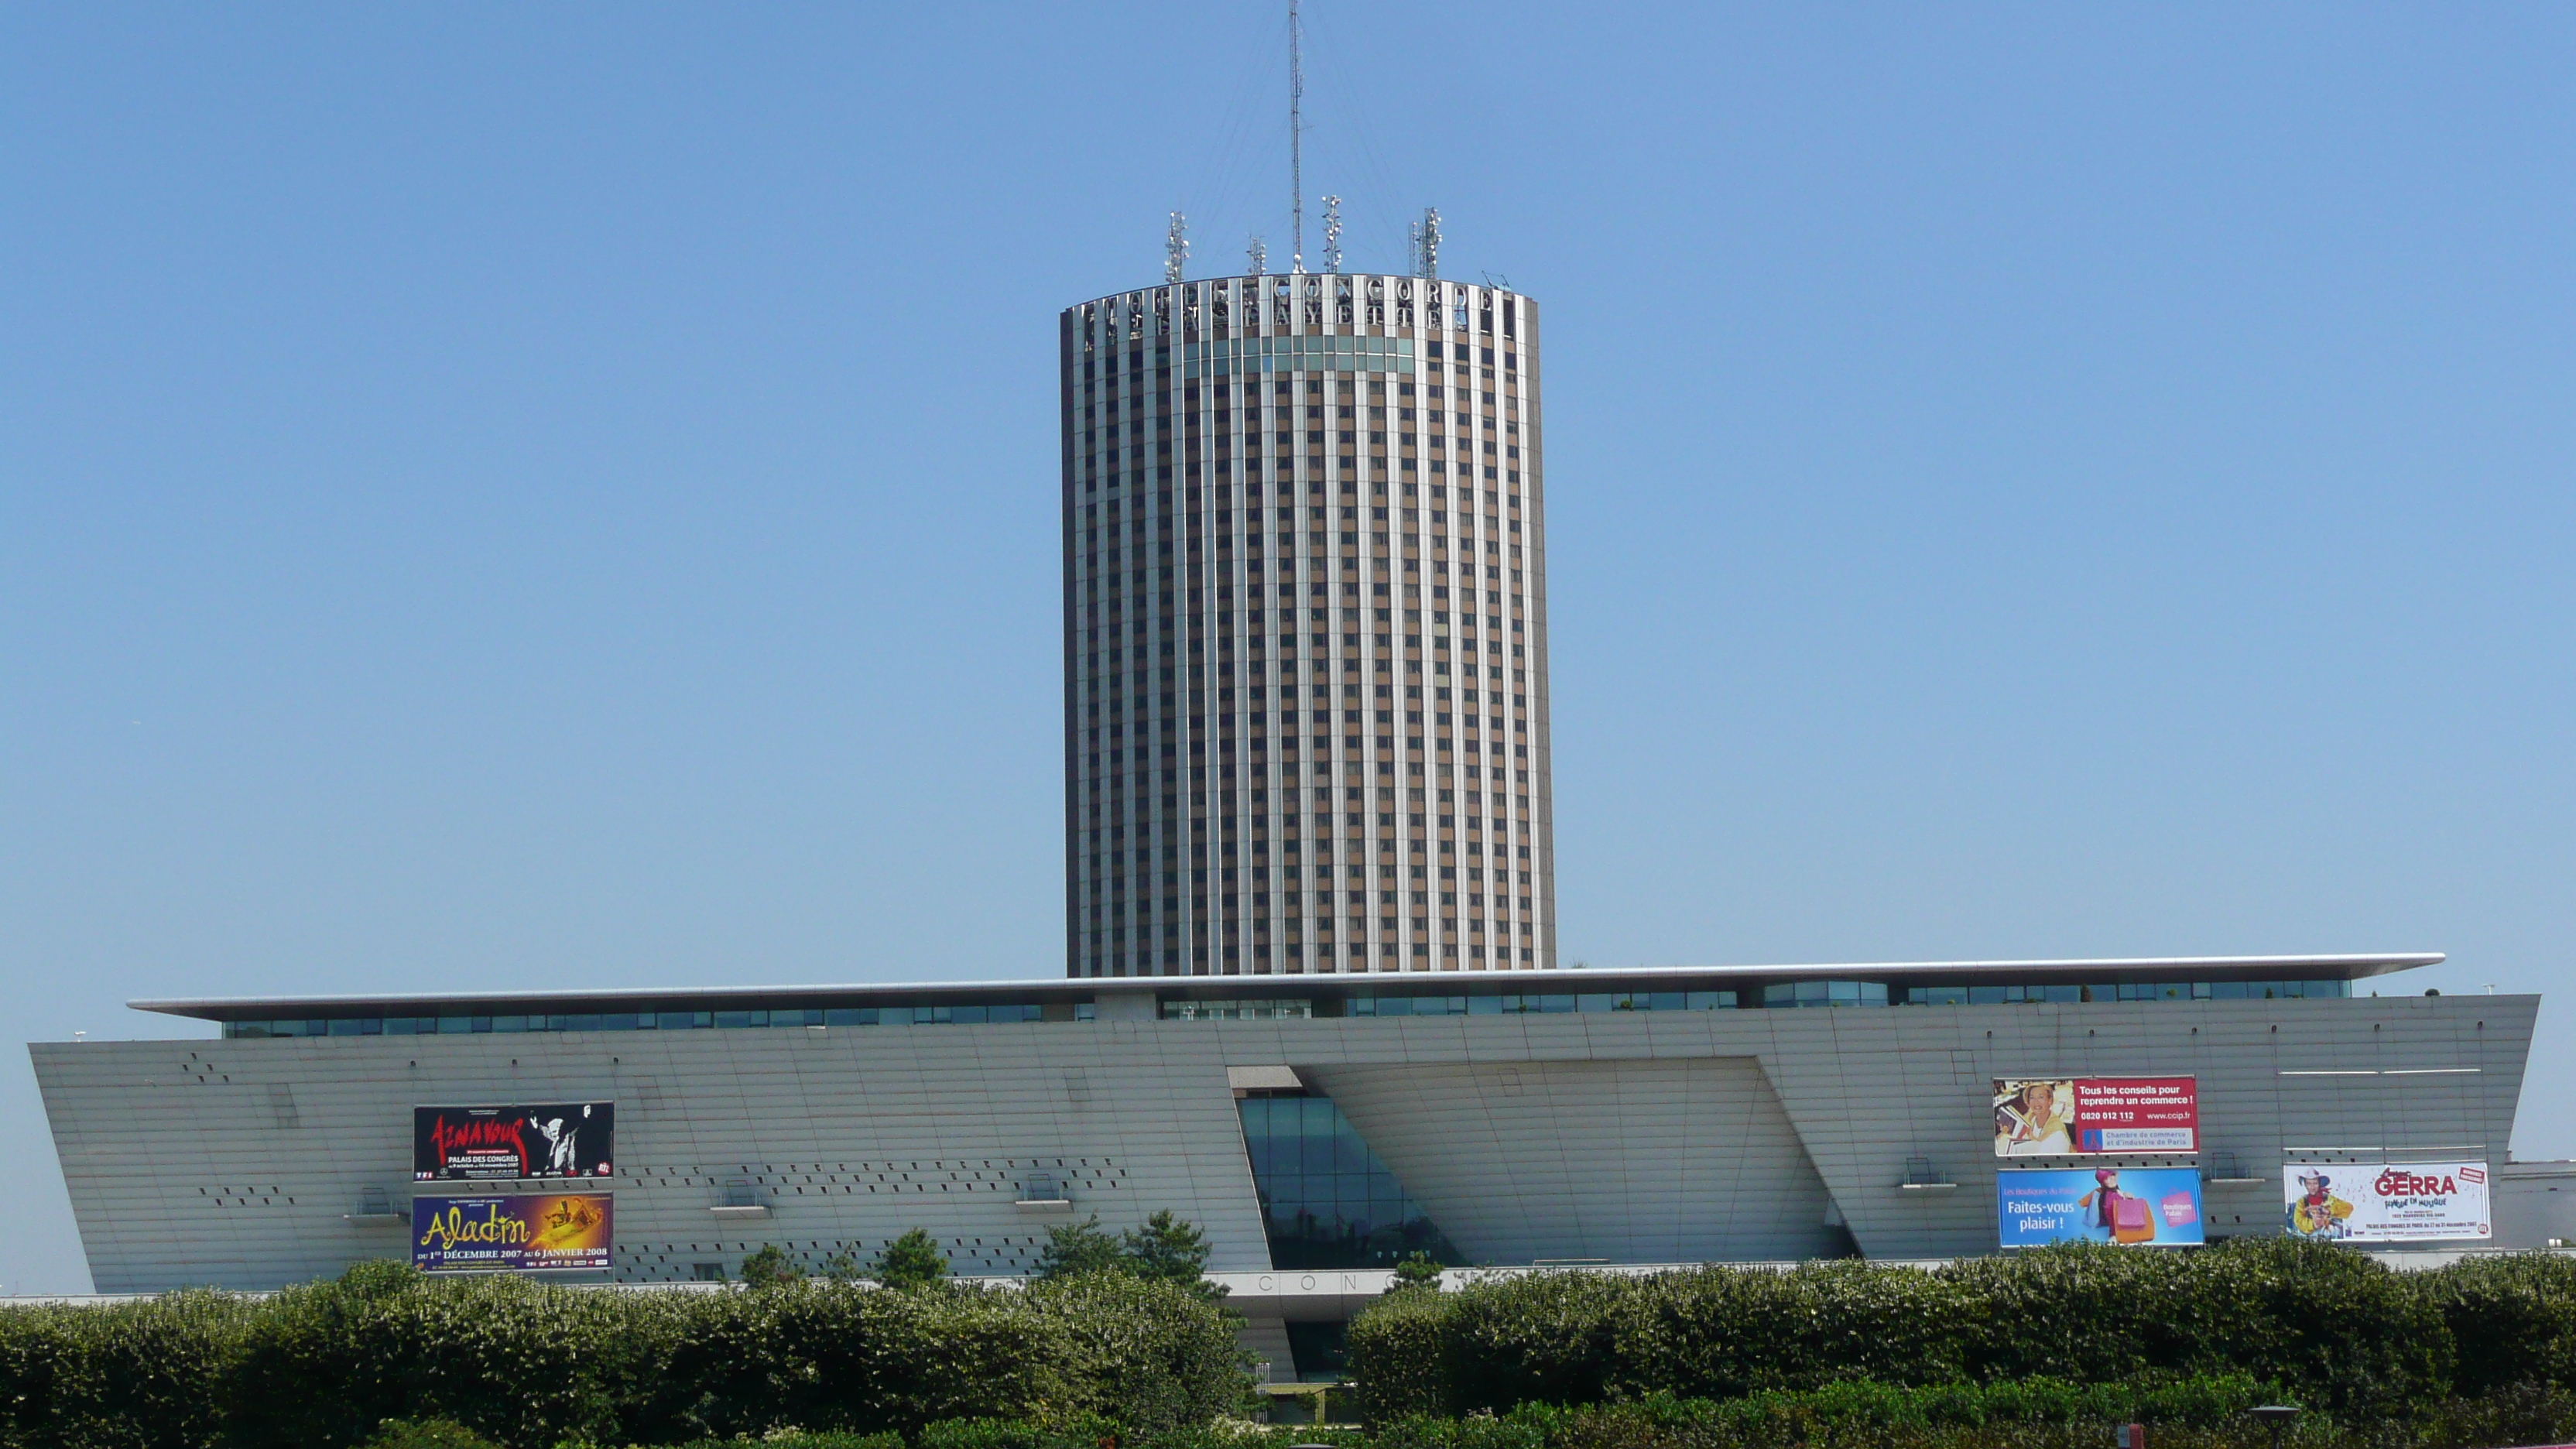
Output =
[{"x1": 1062, "y1": 273, "x2": 1552, "y2": 977}]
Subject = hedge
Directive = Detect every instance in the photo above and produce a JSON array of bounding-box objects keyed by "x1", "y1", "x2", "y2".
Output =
[
  {"x1": 14, "y1": 1241, "x2": 2576, "y2": 1449},
  {"x1": 366, "y1": 1379, "x2": 2576, "y2": 1449},
  {"x1": 1345, "y1": 1240, "x2": 2576, "y2": 1423},
  {"x1": 0, "y1": 1266, "x2": 1248, "y2": 1449}
]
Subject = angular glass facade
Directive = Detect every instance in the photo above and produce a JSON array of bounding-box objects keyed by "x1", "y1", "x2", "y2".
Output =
[
  {"x1": 1762, "y1": 981, "x2": 1889, "y2": 1007},
  {"x1": 1350, "y1": 989, "x2": 1736, "y2": 1016},
  {"x1": 1236, "y1": 1092, "x2": 1461, "y2": 1269},
  {"x1": 220, "y1": 1002, "x2": 1092, "y2": 1038}
]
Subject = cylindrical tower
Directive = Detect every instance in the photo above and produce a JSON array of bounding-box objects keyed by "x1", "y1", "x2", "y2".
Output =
[{"x1": 1061, "y1": 272, "x2": 1551, "y2": 978}]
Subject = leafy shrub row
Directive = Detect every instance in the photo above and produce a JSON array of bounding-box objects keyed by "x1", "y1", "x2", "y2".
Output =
[
  {"x1": 0, "y1": 1264, "x2": 1247, "y2": 1449},
  {"x1": 365, "y1": 1376, "x2": 2576, "y2": 1449},
  {"x1": 14, "y1": 1239, "x2": 2576, "y2": 1449},
  {"x1": 1345, "y1": 1240, "x2": 2576, "y2": 1423}
]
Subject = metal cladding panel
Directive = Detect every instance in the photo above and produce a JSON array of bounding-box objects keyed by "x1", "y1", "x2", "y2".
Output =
[
  {"x1": 1237, "y1": 1314, "x2": 1296, "y2": 1375},
  {"x1": 36, "y1": 1021, "x2": 1277, "y2": 1293},
  {"x1": 1744, "y1": 993, "x2": 2537, "y2": 1255},
  {"x1": 33, "y1": 993, "x2": 2540, "y2": 1291},
  {"x1": 2497, "y1": 1166, "x2": 2576, "y2": 1249},
  {"x1": 1304, "y1": 1057, "x2": 1843, "y2": 1263},
  {"x1": 1226, "y1": 995, "x2": 2535, "y2": 1259}
]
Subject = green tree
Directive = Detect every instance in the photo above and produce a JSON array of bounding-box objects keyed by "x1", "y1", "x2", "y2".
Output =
[
  {"x1": 1122, "y1": 1210, "x2": 1221, "y2": 1299},
  {"x1": 1388, "y1": 1250, "x2": 1444, "y2": 1294},
  {"x1": 871, "y1": 1227, "x2": 951, "y2": 1290},
  {"x1": 361, "y1": 1419, "x2": 503, "y2": 1449},
  {"x1": 1035, "y1": 1214, "x2": 1128, "y2": 1280},
  {"x1": 820, "y1": 1247, "x2": 863, "y2": 1281},
  {"x1": 741, "y1": 1243, "x2": 805, "y2": 1289}
]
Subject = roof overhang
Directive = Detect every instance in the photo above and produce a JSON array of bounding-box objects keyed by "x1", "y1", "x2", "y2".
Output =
[{"x1": 127, "y1": 952, "x2": 2444, "y2": 1023}]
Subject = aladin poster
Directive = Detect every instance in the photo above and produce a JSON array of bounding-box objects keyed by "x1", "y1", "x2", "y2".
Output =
[{"x1": 412, "y1": 1193, "x2": 613, "y2": 1272}]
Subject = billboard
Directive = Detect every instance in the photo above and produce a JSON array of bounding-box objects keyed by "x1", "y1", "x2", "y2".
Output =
[
  {"x1": 1999, "y1": 1167, "x2": 2205, "y2": 1248},
  {"x1": 1992, "y1": 1077, "x2": 2197, "y2": 1156},
  {"x1": 413, "y1": 1193, "x2": 613, "y2": 1272},
  {"x1": 413, "y1": 1102, "x2": 615, "y2": 1181},
  {"x1": 2285, "y1": 1162, "x2": 2490, "y2": 1243}
]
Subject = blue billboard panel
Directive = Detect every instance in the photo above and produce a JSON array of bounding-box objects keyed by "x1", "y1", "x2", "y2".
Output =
[{"x1": 1998, "y1": 1167, "x2": 2204, "y2": 1248}]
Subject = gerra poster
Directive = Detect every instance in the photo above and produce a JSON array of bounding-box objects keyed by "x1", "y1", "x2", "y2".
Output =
[
  {"x1": 413, "y1": 1103, "x2": 615, "y2": 1181},
  {"x1": 2285, "y1": 1162, "x2": 2490, "y2": 1243},
  {"x1": 413, "y1": 1193, "x2": 613, "y2": 1272},
  {"x1": 1991, "y1": 1078, "x2": 2197, "y2": 1156},
  {"x1": 1998, "y1": 1167, "x2": 2205, "y2": 1248}
]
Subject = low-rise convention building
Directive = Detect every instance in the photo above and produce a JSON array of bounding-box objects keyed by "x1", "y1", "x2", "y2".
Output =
[{"x1": 33, "y1": 954, "x2": 2563, "y2": 1375}]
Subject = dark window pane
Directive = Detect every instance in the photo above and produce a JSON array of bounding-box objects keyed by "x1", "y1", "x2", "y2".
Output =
[
  {"x1": 1302, "y1": 1134, "x2": 1338, "y2": 1173},
  {"x1": 1234, "y1": 1091, "x2": 1461, "y2": 1272}
]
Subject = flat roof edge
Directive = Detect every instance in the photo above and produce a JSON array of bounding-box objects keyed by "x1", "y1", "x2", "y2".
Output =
[{"x1": 127, "y1": 953, "x2": 2445, "y2": 1023}]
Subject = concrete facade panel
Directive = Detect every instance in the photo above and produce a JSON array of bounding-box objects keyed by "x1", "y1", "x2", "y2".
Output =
[
  {"x1": 1306, "y1": 1057, "x2": 1844, "y2": 1263},
  {"x1": 33, "y1": 991, "x2": 2542, "y2": 1293}
]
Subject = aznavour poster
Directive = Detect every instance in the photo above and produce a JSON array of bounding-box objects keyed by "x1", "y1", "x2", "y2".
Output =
[
  {"x1": 2285, "y1": 1162, "x2": 2490, "y2": 1242},
  {"x1": 413, "y1": 1102, "x2": 615, "y2": 1181},
  {"x1": 413, "y1": 1193, "x2": 613, "y2": 1272},
  {"x1": 1998, "y1": 1167, "x2": 2205, "y2": 1248},
  {"x1": 1992, "y1": 1078, "x2": 2198, "y2": 1156}
]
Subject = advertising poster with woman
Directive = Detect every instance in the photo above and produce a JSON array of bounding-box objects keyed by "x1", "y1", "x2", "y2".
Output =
[
  {"x1": 1993, "y1": 1081, "x2": 2075, "y2": 1155},
  {"x1": 1997, "y1": 1167, "x2": 2204, "y2": 1247},
  {"x1": 1992, "y1": 1078, "x2": 2197, "y2": 1156}
]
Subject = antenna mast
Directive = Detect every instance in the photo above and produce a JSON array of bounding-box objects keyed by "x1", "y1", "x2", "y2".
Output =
[
  {"x1": 1165, "y1": 211, "x2": 1189, "y2": 283},
  {"x1": 1322, "y1": 195, "x2": 1342, "y2": 273},
  {"x1": 1420, "y1": 207, "x2": 1440, "y2": 279},
  {"x1": 1288, "y1": 0, "x2": 1305, "y2": 273}
]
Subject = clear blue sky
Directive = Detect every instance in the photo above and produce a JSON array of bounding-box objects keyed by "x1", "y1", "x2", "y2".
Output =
[{"x1": 4, "y1": 5, "x2": 2570, "y2": 1293}]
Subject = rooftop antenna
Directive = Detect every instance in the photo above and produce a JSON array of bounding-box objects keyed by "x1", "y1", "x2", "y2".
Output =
[
  {"x1": 1288, "y1": 0, "x2": 1305, "y2": 273},
  {"x1": 1419, "y1": 207, "x2": 1440, "y2": 280},
  {"x1": 1248, "y1": 236, "x2": 1268, "y2": 276},
  {"x1": 1165, "y1": 211, "x2": 1189, "y2": 284},
  {"x1": 1322, "y1": 195, "x2": 1342, "y2": 273}
]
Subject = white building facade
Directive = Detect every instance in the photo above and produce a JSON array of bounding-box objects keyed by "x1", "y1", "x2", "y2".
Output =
[
  {"x1": 1063, "y1": 274, "x2": 1551, "y2": 978},
  {"x1": 34, "y1": 954, "x2": 2563, "y2": 1372}
]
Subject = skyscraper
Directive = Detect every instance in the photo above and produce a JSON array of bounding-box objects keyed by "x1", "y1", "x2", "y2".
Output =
[{"x1": 1062, "y1": 272, "x2": 1552, "y2": 977}]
